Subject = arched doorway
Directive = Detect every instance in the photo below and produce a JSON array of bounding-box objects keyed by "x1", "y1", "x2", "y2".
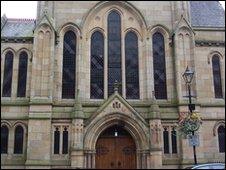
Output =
[{"x1": 95, "y1": 125, "x2": 136, "y2": 169}]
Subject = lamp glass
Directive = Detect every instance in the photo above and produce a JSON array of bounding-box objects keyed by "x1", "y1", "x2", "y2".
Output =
[{"x1": 183, "y1": 66, "x2": 194, "y2": 84}]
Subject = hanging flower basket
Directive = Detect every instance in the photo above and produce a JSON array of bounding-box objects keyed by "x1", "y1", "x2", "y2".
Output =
[{"x1": 177, "y1": 112, "x2": 202, "y2": 137}]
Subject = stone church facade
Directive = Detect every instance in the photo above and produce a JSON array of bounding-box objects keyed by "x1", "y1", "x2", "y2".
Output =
[{"x1": 1, "y1": 1, "x2": 225, "y2": 169}]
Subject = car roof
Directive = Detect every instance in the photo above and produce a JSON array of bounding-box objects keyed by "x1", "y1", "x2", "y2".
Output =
[{"x1": 191, "y1": 163, "x2": 225, "y2": 169}]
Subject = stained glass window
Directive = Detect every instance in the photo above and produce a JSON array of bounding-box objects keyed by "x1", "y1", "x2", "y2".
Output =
[
  {"x1": 153, "y1": 32, "x2": 167, "y2": 99},
  {"x1": 14, "y1": 126, "x2": 24, "y2": 154},
  {"x1": 212, "y1": 55, "x2": 223, "y2": 98},
  {"x1": 90, "y1": 31, "x2": 104, "y2": 99},
  {"x1": 171, "y1": 128, "x2": 177, "y2": 153},
  {"x1": 163, "y1": 128, "x2": 169, "y2": 153},
  {"x1": 17, "y1": 51, "x2": 28, "y2": 97},
  {"x1": 54, "y1": 127, "x2": 60, "y2": 154},
  {"x1": 2, "y1": 51, "x2": 14, "y2": 97},
  {"x1": 218, "y1": 126, "x2": 225, "y2": 153},
  {"x1": 125, "y1": 31, "x2": 139, "y2": 99},
  {"x1": 108, "y1": 11, "x2": 122, "y2": 96},
  {"x1": 62, "y1": 127, "x2": 68, "y2": 154},
  {"x1": 62, "y1": 31, "x2": 76, "y2": 99},
  {"x1": 1, "y1": 125, "x2": 9, "y2": 154}
]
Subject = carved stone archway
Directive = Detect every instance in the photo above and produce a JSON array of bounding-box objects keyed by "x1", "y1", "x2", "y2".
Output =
[{"x1": 84, "y1": 112, "x2": 149, "y2": 169}]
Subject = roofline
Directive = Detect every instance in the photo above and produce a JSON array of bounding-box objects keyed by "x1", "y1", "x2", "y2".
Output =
[
  {"x1": 6, "y1": 18, "x2": 36, "y2": 22},
  {"x1": 192, "y1": 27, "x2": 225, "y2": 31}
]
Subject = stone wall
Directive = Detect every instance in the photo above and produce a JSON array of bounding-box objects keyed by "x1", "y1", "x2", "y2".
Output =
[{"x1": 1, "y1": 1, "x2": 225, "y2": 169}]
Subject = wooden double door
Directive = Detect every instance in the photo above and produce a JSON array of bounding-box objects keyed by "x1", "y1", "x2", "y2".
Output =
[{"x1": 95, "y1": 126, "x2": 136, "y2": 169}]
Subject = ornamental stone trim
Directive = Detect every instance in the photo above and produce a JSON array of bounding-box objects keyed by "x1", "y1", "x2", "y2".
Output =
[{"x1": 195, "y1": 40, "x2": 225, "y2": 47}]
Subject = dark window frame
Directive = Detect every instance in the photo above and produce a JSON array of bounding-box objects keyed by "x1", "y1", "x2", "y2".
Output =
[
  {"x1": 218, "y1": 125, "x2": 225, "y2": 153},
  {"x1": 54, "y1": 127, "x2": 60, "y2": 154},
  {"x1": 171, "y1": 128, "x2": 177, "y2": 154},
  {"x1": 2, "y1": 51, "x2": 14, "y2": 97},
  {"x1": 90, "y1": 31, "x2": 104, "y2": 99},
  {"x1": 14, "y1": 125, "x2": 24, "y2": 154},
  {"x1": 212, "y1": 55, "x2": 223, "y2": 98},
  {"x1": 108, "y1": 10, "x2": 122, "y2": 96},
  {"x1": 1, "y1": 125, "x2": 9, "y2": 154},
  {"x1": 17, "y1": 51, "x2": 28, "y2": 97},
  {"x1": 163, "y1": 128, "x2": 169, "y2": 154},
  {"x1": 125, "y1": 31, "x2": 140, "y2": 99},
  {"x1": 153, "y1": 32, "x2": 167, "y2": 99},
  {"x1": 62, "y1": 127, "x2": 68, "y2": 154},
  {"x1": 62, "y1": 31, "x2": 76, "y2": 99}
]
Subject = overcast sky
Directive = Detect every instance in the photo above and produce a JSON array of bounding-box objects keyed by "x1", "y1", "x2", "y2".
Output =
[{"x1": 1, "y1": 1, "x2": 225, "y2": 19}]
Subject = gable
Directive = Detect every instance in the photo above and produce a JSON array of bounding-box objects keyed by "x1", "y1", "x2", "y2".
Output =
[{"x1": 85, "y1": 92, "x2": 147, "y2": 126}]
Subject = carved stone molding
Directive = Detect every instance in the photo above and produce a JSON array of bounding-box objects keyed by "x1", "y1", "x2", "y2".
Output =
[{"x1": 195, "y1": 40, "x2": 225, "y2": 47}]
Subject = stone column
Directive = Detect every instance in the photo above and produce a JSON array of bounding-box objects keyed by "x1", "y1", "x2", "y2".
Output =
[
  {"x1": 26, "y1": 21, "x2": 54, "y2": 168},
  {"x1": 148, "y1": 99, "x2": 163, "y2": 169},
  {"x1": 26, "y1": 105, "x2": 52, "y2": 169},
  {"x1": 71, "y1": 90, "x2": 85, "y2": 168}
]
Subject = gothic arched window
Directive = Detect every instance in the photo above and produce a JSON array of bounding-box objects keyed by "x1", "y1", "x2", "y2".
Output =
[
  {"x1": 62, "y1": 31, "x2": 76, "y2": 99},
  {"x1": 153, "y1": 32, "x2": 167, "y2": 99},
  {"x1": 17, "y1": 51, "x2": 28, "y2": 97},
  {"x1": 218, "y1": 125, "x2": 225, "y2": 153},
  {"x1": 125, "y1": 31, "x2": 139, "y2": 99},
  {"x1": 108, "y1": 11, "x2": 122, "y2": 96},
  {"x1": 212, "y1": 55, "x2": 223, "y2": 98},
  {"x1": 54, "y1": 127, "x2": 60, "y2": 154},
  {"x1": 2, "y1": 51, "x2": 14, "y2": 97},
  {"x1": 62, "y1": 127, "x2": 68, "y2": 154},
  {"x1": 171, "y1": 128, "x2": 177, "y2": 153},
  {"x1": 1, "y1": 125, "x2": 9, "y2": 154},
  {"x1": 163, "y1": 128, "x2": 169, "y2": 153},
  {"x1": 14, "y1": 125, "x2": 24, "y2": 154},
  {"x1": 90, "y1": 31, "x2": 104, "y2": 99}
]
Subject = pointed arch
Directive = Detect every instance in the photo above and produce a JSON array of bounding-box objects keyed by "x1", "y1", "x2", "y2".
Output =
[
  {"x1": 125, "y1": 31, "x2": 140, "y2": 99},
  {"x1": 90, "y1": 31, "x2": 105, "y2": 99},
  {"x1": 218, "y1": 125, "x2": 225, "y2": 153},
  {"x1": 107, "y1": 10, "x2": 122, "y2": 96},
  {"x1": 17, "y1": 51, "x2": 28, "y2": 97},
  {"x1": 81, "y1": 1, "x2": 147, "y2": 29},
  {"x1": 14, "y1": 125, "x2": 24, "y2": 154},
  {"x1": 212, "y1": 55, "x2": 223, "y2": 98},
  {"x1": 152, "y1": 32, "x2": 167, "y2": 99},
  {"x1": 62, "y1": 30, "x2": 77, "y2": 99},
  {"x1": 2, "y1": 50, "x2": 14, "y2": 97},
  {"x1": 58, "y1": 22, "x2": 81, "y2": 38},
  {"x1": 124, "y1": 27, "x2": 143, "y2": 41},
  {"x1": 148, "y1": 24, "x2": 170, "y2": 39},
  {"x1": 1, "y1": 125, "x2": 9, "y2": 154},
  {"x1": 84, "y1": 112, "x2": 149, "y2": 151}
]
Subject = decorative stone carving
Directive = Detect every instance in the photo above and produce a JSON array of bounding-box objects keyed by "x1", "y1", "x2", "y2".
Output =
[
  {"x1": 95, "y1": 16, "x2": 100, "y2": 21},
  {"x1": 150, "y1": 121, "x2": 162, "y2": 146}
]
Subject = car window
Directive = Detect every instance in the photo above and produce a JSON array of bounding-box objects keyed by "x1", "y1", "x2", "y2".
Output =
[{"x1": 198, "y1": 166, "x2": 210, "y2": 169}]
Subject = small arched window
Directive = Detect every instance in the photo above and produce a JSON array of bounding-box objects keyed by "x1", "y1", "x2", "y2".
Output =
[
  {"x1": 163, "y1": 128, "x2": 169, "y2": 153},
  {"x1": 125, "y1": 31, "x2": 139, "y2": 99},
  {"x1": 171, "y1": 127, "x2": 177, "y2": 153},
  {"x1": 108, "y1": 11, "x2": 122, "y2": 96},
  {"x1": 17, "y1": 51, "x2": 28, "y2": 97},
  {"x1": 14, "y1": 125, "x2": 24, "y2": 154},
  {"x1": 212, "y1": 55, "x2": 223, "y2": 98},
  {"x1": 62, "y1": 31, "x2": 76, "y2": 99},
  {"x1": 2, "y1": 51, "x2": 14, "y2": 97},
  {"x1": 1, "y1": 125, "x2": 9, "y2": 154},
  {"x1": 153, "y1": 32, "x2": 167, "y2": 99},
  {"x1": 90, "y1": 31, "x2": 104, "y2": 99},
  {"x1": 218, "y1": 125, "x2": 225, "y2": 153},
  {"x1": 54, "y1": 127, "x2": 60, "y2": 154},
  {"x1": 62, "y1": 127, "x2": 68, "y2": 154}
]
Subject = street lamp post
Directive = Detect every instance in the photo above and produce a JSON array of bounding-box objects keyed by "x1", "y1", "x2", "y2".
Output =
[{"x1": 182, "y1": 66, "x2": 197, "y2": 165}]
